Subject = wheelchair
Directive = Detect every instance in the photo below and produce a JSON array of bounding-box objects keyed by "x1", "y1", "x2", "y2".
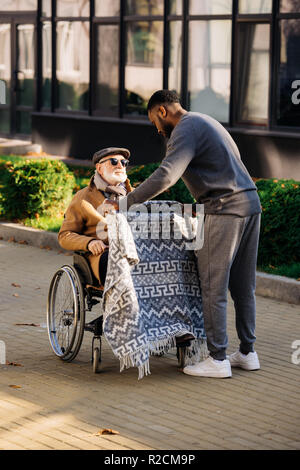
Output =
[{"x1": 47, "y1": 251, "x2": 192, "y2": 374}]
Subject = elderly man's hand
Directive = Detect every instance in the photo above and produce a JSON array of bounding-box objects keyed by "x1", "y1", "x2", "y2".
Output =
[{"x1": 88, "y1": 240, "x2": 107, "y2": 256}]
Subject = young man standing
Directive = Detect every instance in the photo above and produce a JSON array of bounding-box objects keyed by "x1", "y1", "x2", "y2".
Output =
[{"x1": 116, "y1": 90, "x2": 262, "y2": 378}]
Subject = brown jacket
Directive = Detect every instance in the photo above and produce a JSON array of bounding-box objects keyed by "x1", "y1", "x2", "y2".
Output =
[{"x1": 58, "y1": 177, "x2": 133, "y2": 283}]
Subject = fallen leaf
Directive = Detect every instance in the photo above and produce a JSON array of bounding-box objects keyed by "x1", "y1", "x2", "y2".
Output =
[
  {"x1": 9, "y1": 385, "x2": 22, "y2": 389},
  {"x1": 94, "y1": 429, "x2": 120, "y2": 436},
  {"x1": 6, "y1": 361, "x2": 23, "y2": 367},
  {"x1": 18, "y1": 240, "x2": 28, "y2": 245},
  {"x1": 35, "y1": 287, "x2": 41, "y2": 290},
  {"x1": 14, "y1": 323, "x2": 40, "y2": 327},
  {"x1": 11, "y1": 283, "x2": 21, "y2": 288},
  {"x1": 8, "y1": 237, "x2": 16, "y2": 243},
  {"x1": 13, "y1": 293, "x2": 19, "y2": 297}
]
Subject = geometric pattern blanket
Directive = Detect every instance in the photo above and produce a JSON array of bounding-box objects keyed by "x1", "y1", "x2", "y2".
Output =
[{"x1": 101, "y1": 201, "x2": 207, "y2": 379}]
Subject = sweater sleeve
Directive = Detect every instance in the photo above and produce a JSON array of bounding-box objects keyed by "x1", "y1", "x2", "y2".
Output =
[
  {"x1": 58, "y1": 197, "x2": 96, "y2": 251},
  {"x1": 125, "y1": 116, "x2": 196, "y2": 208}
]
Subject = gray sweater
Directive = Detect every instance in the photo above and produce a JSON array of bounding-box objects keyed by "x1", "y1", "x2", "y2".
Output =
[{"x1": 126, "y1": 112, "x2": 262, "y2": 217}]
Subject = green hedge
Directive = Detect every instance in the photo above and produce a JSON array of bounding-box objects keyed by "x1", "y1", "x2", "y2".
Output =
[
  {"x1": 128, "y1": 163, "x2": 195, "y2": 203},
  {"x1": 255, "y1": 178, "x2": 300, "y2": 266},
  {"x1": 0, "y1": 158, "x2": 75, "y2": 220}
]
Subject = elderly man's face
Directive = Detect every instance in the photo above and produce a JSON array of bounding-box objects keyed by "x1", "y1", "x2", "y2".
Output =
[{"x1": 96, "y1": 154, "x2": 128, "y2": 185}]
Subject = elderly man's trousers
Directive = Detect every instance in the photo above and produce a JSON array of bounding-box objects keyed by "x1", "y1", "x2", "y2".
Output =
[{"x1": 195, "y1": 213, "x2": 261, "y2": 361}]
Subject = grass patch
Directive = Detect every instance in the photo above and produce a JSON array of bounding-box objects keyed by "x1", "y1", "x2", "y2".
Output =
[{"x1": 22, "y1": 214, "x2": 63, "y2": 233}]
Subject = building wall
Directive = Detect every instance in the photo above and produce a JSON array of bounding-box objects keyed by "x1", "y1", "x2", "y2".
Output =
[{"x1": 32, "y1": 112, "x2": 300, "y2": 179}]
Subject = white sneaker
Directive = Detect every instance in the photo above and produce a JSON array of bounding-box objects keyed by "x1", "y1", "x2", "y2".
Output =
[
  {"x1": 183, "y1": 356, "x2": 232, "y2": 378},
  {"x1": 227, "y1": 350, "x2": 260, "y2": 370}
]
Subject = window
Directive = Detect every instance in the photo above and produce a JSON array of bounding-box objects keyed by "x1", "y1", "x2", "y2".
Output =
[
  {"x1": 95, "y1": 24, "x2": 119, "y2": 115},
  {"x1": 42, "y1": 0, "x2": 51, "y2": 16},
  {"x1": 188, "y1": 20, "x2": 232, "y2": 123},
  {"x1": 189, "y1": 0, "x2": 232, "y2": 15},
  {"x1": 170, "y1": 0, "x2": 182, "y2": 15},
  {"x1": 56, "y1": 21, "x2": 90, "y2": 111},
  {"x1": 125, "y1": 21, "x2": 164, "y2": 115},
  {"x1": 168, "y1": 21, "x2": 182, "y2": 97},
  {"x1": 95, "y1": 0, "x2": 120, "y2": 17},
  {"x1": 125, "y1": 0, "x2": 164, "y2": 16},
  {"x1": 56, "y1": 0, "x2": 89, "y2": 17},
  {"x1": 280, "y1": 0, "x2": 300, "y2": 13},
  {"x1": 277, "y1": 19, "x2": 300, "y2": 126},
  {"x1": 42, "y1": 21, "x2": 51, "y2": 109},
  {"x1": 239, "y1": 0, "x2": 272, "y2": 14},
  {"x1": 236, "y1": 23, "x2": 270, "y2": 125},
  {"x1": 0, "y1": 0, "x2": 37, "y2": 10},
  {"x1": 0, "y1": 23, "x2": 11, "y2": 133}
]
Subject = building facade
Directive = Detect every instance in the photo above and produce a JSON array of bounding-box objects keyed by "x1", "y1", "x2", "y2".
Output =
[{"x1": 0, "y1": 0, "x2": 299, "y2": 178}]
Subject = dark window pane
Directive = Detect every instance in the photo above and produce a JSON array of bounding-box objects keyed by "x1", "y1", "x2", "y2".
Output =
[
  {"x1": 239, "y1": 0, "x2": 272, "y2": 14},
  {"x1": 280, "y1": 0, "x2": 300, "y2": 12},
  {"x1": 168, "y1": 22, "x2": 182, "y2": 96},
  {"x1": 236, "y1": 23, "x2": 270, "y2": 124},
  {"x1": 57, "y1": 0, "x2": 89, "y2": 17},
  {"x1": 95, "y1": 25, "x2": 119, "y2": 114},
  {"x1": 0, "y1": 24, "x2": 11, "y2": 105},
  {"x1": 277, "y1": 19, "x2": 300, "y2": 127},
  {"x1": 125, "y1": 21, "x2": 163, "y2": 115},
  {"x1": 0, "y1": 109, "x2": 10, "y2": 133},
  {"x1": 190, "y1": 0, "x2": 232, "y2": 15},
  {"x1": 56, "y1": 21, "x2": 89, "y2": 111},
  {"x1": 16, "y1": 24, "x2": 35, "y2": 107},
  {"x1": 42, "y1": 0, "x2": 51, "y2": 16},
  {"x1": 42, "y1": 21, "x2": 51, "y2": 108},
  {"x1": 188, "y1": 20, "x2": 231, "y2": 123},
  {"x1": 16, "y1": 110, "x2": 31, "y2": 134},
  {"x1": 0, "y1": 0, "x2": 37, "y2": 10},
  {"x1": 170, "y1": 0, "x2": 182, "y2": 15},
  {"x1": 95, "y1": 0, "x2": 120, "y2": 16},
  {"x1": 125, "y1": 0, "x2": 164, "y2": 16}
]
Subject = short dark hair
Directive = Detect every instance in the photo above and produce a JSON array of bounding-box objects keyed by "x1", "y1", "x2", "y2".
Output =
[{"x1": 147, "y1": 90, "x2": 180, "y2": 112}]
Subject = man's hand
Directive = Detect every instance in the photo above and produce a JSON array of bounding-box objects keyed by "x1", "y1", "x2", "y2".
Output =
[{"x1": 88, "y1": 240, "x2": 108, "y2": 256}]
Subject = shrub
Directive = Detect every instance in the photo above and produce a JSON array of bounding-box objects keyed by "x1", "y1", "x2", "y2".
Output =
[
  {"x1": 256, "y1": 178, "x2": 300, "y2": 266},
  {"x1": 0, "y1": 158, "x2": 75, "y2": 220},
  {"x1": 128, "y1": 163, "x2": 195, "y2": 204}
]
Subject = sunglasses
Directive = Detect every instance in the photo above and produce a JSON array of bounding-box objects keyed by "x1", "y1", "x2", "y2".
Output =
[{"x1": 98, "y1": 157, "x2": 129, "y2": 168}]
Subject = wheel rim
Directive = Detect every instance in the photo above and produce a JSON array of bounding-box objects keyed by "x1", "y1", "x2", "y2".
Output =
[{"x1": 47, "y1": 267, "x2": 79, "y2": 358}]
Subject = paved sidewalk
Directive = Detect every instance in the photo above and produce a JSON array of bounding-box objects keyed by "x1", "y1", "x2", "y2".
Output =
[{"x1": 0, "y1": 240, "x2": 299, "y2": 450}]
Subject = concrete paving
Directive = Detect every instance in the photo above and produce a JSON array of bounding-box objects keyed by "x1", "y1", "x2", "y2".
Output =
[{"x1": 0, "y1": 240, "x2": 299, "y2": 450}]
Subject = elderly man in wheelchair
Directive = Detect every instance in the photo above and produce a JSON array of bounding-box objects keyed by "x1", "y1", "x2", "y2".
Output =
[{"x1": 47, "y1": 147, "x2": 206, "y2": 377}]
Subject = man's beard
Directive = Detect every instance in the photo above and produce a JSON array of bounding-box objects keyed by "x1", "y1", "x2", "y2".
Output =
[
  {"x1": 158, "y1": 117, "x2": 174, "y2": 139},
  {"x1": 101, "y1": 167, "x2": 127, "y2": 185}
]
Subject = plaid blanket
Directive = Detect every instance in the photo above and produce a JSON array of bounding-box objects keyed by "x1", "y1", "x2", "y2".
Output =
[{"x1": 102, "y1": 201, "x2": 207, "y2": 379}]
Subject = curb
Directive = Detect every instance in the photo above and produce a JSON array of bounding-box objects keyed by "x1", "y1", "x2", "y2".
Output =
[{"x1": 0, "y1": 221, "x2": 299, "y2": 305}]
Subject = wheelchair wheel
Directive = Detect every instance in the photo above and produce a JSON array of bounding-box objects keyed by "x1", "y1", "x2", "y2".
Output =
[{"x1": 47, "y1": 265, "x2": 86, "y2": 362}]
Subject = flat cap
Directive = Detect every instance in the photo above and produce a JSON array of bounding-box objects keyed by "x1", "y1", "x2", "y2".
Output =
[{"x1": 92, "y1": 147, "x2": 130, "y2": 165}]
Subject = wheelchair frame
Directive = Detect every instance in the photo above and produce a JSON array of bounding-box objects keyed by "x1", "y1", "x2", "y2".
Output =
[{"x1": 47, "y1": 251, "x2": 190, "y2": 374}]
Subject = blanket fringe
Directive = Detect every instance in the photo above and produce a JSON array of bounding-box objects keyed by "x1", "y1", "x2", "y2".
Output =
[{"x1": 119, "y1": 335, "x2": 208, "y2": 379}]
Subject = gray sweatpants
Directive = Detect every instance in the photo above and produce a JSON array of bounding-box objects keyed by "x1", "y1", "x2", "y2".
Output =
[{"x1": 195, "y1": 213, "x2": 261, "y2": 360}]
